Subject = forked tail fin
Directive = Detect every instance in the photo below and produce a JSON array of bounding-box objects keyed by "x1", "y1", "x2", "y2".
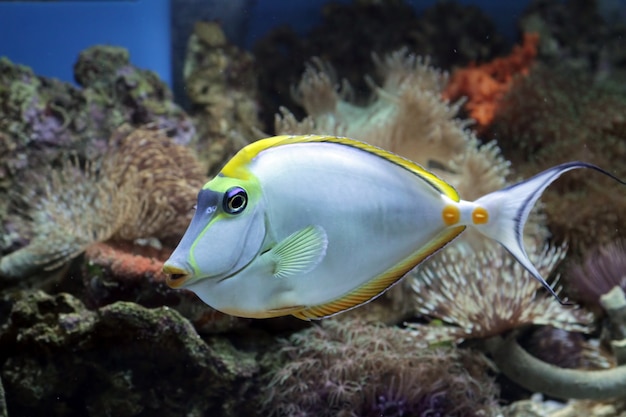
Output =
[{"x1": 472, "y1": 162, "x2": 626, "y2": 303}]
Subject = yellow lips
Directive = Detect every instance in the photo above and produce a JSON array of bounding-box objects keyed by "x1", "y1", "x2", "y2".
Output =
[{"x1": 162, "y1": 264, "x2": 191, "y2": 288}]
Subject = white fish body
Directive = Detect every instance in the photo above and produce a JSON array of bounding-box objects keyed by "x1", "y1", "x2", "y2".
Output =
[{"x1": 163, "y1": 135, "x2": 625, "y2": 320}]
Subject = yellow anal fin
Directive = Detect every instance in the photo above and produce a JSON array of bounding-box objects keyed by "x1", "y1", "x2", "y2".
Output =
[{"x1": 292, "y1": 225, "x2": 466, "y2": 320}]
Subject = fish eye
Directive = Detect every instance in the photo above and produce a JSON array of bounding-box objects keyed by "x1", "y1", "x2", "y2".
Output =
[{"x1": 223, "y1": 187, "x2": 247, "y2": 214}]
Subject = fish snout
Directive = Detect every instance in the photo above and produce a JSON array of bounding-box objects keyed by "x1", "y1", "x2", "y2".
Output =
[{"x1": 162, "y1": 263, "x2": 191, "y2": 288}]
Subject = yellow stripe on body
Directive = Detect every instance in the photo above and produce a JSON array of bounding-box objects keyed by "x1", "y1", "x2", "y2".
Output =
[
  {"x1": 291, "y1": 225, "x2": 466, "y2": 320},
  {"x1": 218, "y1": 135, "x2": 460, "y2": 202}
]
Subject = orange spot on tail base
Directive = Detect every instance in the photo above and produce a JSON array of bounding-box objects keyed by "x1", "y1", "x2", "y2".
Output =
[
  {"x1": 442, "y1": 205, "x2": 460, "y2": 226},
  {"x1": 472, "y1": 207, "x2": 489, "y2": 224}
]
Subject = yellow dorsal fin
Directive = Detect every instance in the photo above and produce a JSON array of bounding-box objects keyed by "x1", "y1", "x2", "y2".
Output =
[
  {"x1": 221, "y1": 136, "x2": 291, "y2": 179},
  {"x1": 221, "y1": 135, "x2": 460, "y2": 201},
  {"x1": 291, "y1": 225, "x2": 466, "y2": 320}
]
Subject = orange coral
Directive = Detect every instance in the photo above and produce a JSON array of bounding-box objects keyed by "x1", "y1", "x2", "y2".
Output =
[
  {"x1": 443, "y1": 33, "x2": 539, "y2": 132},
  {"x1": 85, "y1": 241, "x2": 170, "y2": 282},
  {"x1": 84, "y1": 242, "x2": 248, "y2": 333}
]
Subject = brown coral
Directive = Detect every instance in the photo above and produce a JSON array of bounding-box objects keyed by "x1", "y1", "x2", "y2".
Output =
[{"x1": 443, "y1": 33, "x2": 540, "y2": 132}]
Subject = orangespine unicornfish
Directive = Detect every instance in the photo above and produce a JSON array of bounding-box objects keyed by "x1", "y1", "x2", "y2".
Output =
[{"x1": 162, "y1": 135, "x2": 626, "y2": 320}]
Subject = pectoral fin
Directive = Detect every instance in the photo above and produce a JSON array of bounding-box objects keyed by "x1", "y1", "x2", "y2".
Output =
[{"x1": 267, "y1": 225, "x2": 328, "y2": 278}]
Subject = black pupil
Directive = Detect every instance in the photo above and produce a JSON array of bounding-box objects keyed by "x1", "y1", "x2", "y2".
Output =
[
  {"x1": 230, "y1": 195, "x2": 244, "y2": 209},
  {"x1": 225, "y1": 187, "x2": 247, "y2": 214}
]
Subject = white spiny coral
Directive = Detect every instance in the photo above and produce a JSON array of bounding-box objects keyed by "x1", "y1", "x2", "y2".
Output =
[{"x1": 407, "y1": 244, "x2": 595, "y2": 345}]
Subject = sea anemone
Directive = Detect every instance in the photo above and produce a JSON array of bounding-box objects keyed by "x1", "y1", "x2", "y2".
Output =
[
  {"x1": 104, "y1": 126, "x2": 206, "y2": 243},
  {"x1": 407, "y1": 244, "x2": 594, "y2": 345},
  {"x1": 0, "y1": 156, "x2": 135, "y2": 279},
  {"x1": 0, "y1": 126, "x2": 206, "y2": 280},
  {"x1": 276, "y1": 50, "x2": 471, "y2": 170},
  {"x1": 262, "y1": 319, "x2": 500, "y2": 417}
]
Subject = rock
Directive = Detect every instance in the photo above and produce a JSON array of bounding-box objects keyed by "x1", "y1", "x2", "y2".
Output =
[{"x1": 0, "y1": 291, "x2": 261, "y2": 417}]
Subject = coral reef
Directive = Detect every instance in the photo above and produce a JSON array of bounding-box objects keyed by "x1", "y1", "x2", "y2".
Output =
[
  {"x1": 254, "y1": 0, "x2": 507, "y2": 131},
  {"x1": 443, "y1": 33, "x2": 540, "y2": 132},
  {"x1": 2, "y1": 2, "x2": 625, "y2": 414},
  {"x1": 0, "y1": 47, "x2": 195, "y2": 254},
  {"x1": 487, "y1": 64, "x2": 626, "y2": 252},
  {"x1": 0, "y1": 291, "x2": 260, "y2": 417},
  {"x1": 183, "y1": 21, "x2": 263, "y2": 175},
  {"x1": 407, "y1": 244, "x2": 594, "y2": 344},
  {"x1": 0, "y1": 127, "x2": 206, "y2": 280},
  {"x1": 262, "y1": 319, "x2": 500, "y2": 417}
]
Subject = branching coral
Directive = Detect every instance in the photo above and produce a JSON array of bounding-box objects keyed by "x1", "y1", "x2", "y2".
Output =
[
  {"x1": 262, "y1": 319, "x2": 500, "y2": 417},
  {"x1": 0, "y1": 127, "x2": 206, "y2": 280},
  {"x1": 443, "y1": 33, "x2": 540, "y2": 132},
  {"x1": 407, "y1": 244, "x2": 594, "y2": 345}
]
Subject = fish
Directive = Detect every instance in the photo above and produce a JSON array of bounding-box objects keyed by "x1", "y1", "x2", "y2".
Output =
[{"x1": 162, "y1": 135, "x2": 625, "y2": 320}]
